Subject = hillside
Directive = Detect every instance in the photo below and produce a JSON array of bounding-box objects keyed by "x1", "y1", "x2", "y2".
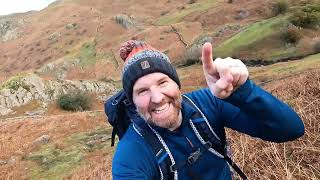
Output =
[
  {"x1": 1, "y1": 69, "x2": 319, "y2": 179},
  {"x1": 0, "y1": 0, "x2": 320, "y2": 179},
  {"x1": 0, "y1": 0, "x2": 273, "y2": 82}
]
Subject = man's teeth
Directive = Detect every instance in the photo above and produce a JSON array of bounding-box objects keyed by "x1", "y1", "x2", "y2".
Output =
[{"x1": 154, "y1": 104, "x2": 170, "y2": 114}]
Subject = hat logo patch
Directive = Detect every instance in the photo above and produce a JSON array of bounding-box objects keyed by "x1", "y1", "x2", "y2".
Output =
[{"x1": 141, "y1": 61, "x2": 150, "y2": 69}]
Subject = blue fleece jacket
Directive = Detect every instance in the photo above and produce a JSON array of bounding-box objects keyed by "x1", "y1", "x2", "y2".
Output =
[{"x1": 112, "y1": 80, "x2": 304, "y2": 179}]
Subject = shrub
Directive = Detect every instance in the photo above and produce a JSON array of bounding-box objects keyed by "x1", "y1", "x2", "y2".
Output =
[
  {"x1": 187, "y1": 0, "x2": 196, "y2": 4},
  {"x1": 272, "y1": 0, "x2": 289, "y2": 16},
  {"x1": 290, "y1": 4, "x2": 320, "y2": 28},
  {"x1": 281, "y1": 25, "x2": 303, "y2": 44},
  {"x1": 178, "y1": 35, "x2": 212, "y2": 66},
  {"x1": 114, "y1": 14, "x2": 134, "y2": 29},
  {"x1": 314, "y1": 41, "x2": 320, "y2": 53},
  {"x1": 182, "y1": 46, "x2": 201, "y2": 66},
  {"x1": 0, "y1": 75, "x2": 28, "y2": 91},
  {"x1": 58, "y1": 90, "x2": 91, "y2": 111}
]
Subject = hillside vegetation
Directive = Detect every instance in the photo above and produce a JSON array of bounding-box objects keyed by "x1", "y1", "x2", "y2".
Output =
[
  {"x1": 1, "y1": 69, "x2": 319, "y2": 179},
  {"x1": 229, "y1": 70, "x2": 320, "y2": 179},
  {"x1": 1, "y1": 0, "x2": 320, "y2": 179},
  {"x1": 215, "y1": 0, "x2": 320, "y2": 62}
]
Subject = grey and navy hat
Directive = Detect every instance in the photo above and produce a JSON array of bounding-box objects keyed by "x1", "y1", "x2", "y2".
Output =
[{"x1": 119, "y1": 40, "x2": 181, "y2": 102}]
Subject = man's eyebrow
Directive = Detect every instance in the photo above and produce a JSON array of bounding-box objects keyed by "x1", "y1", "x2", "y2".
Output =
[
  {"x1": 133, "y1": 82, "x2": 149, "y2": 92},
  {"x1": 157, "y1": 76, "x2": 167, "y2": 82}
]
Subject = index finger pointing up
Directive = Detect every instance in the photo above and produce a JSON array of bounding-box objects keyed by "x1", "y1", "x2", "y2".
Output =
[{"x1": 202, "y1": 42, "x2": 215, "y2": 74}]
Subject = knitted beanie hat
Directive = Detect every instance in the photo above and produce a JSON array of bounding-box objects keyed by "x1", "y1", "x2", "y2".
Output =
[{"x1": 119, "y1": 40, "x2": 181, "y2": 102}]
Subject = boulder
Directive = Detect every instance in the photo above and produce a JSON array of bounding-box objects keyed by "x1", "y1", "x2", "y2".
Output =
[{"x1": 33, "y1": 135, "x2": 50, "y2": 145}]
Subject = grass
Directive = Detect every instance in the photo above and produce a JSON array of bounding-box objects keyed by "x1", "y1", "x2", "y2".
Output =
[
  {"x1": 155, "y1": 0, "x2": 217, "y2": 26},
  {"x1": 77, "y1": 41, "x2": 97, "y2": 67},
  {"x1": 249, "y1": 53, "x2": 320, "y2": 84},
  {"x1": 214, "y1": 16, "x2": 289, "y2": 58},
  {"x1": 176, "y1": 53, "x2": 320, "y2": 89},
  {"x1": 265, "y1": 46, "x2": 298, "y2": 60},
  {"x1": 25, "y1": 126, "x2": 113, "y2": 180}
]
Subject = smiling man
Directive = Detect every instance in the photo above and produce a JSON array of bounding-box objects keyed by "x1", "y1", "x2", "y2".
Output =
[{"x1": 111, "y1": 40, "x2": 304, "y2": 180}]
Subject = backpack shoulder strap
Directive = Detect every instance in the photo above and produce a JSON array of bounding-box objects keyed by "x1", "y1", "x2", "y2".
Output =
[
  {"x1": 182, "y1": 95, "x2": 248, "y2": 180},
  {"x1": 132, "y1": 118, "x2": 177, "y2": 180},
  {"x1": 182, "y1": 95, "x2": 225, "y2": 156}
]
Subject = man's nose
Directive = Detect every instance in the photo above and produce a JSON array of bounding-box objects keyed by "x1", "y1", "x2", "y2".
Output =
[{"x1": 150, "y1": 87, "x2": 164, "y2": 104}]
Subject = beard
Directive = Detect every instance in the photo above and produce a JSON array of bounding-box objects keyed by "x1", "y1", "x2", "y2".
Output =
[{"x1": 137, "y1": 93, "x2": 182, "y2": 130}]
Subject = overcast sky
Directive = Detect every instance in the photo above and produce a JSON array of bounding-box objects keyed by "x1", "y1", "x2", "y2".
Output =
[{"x1": 0, "y1": 0, "x2": 56, "y2": 16}]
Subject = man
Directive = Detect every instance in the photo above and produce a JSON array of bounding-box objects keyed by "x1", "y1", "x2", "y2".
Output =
[{"x1": 111, "y1": 40, "x2": 304, "y2": 179}]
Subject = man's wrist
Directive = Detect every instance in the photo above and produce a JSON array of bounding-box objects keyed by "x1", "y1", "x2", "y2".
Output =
[{"x1": 224, "y1": 78, "x2": 253, "y2": 104}]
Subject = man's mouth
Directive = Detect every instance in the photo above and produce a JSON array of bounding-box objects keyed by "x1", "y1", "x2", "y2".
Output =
[{"x1": 152, "y1": 103, "x2": 170, "y2": 114}]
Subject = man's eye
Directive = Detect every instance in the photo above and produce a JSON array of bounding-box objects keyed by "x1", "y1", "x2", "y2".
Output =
[
  {"x1": 138, "y1": 89, "x2": 147, "y2": 95},
  {"x1": 159, "y1": 81, "x2": 168, "y2": 86}
]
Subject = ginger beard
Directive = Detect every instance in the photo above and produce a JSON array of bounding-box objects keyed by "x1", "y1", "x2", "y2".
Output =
[{"x1": 137, "y1": 92, "x2": 182, "y2": 130}]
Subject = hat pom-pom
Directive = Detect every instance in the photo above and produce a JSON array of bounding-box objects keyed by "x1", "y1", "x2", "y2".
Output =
[{"x1": 119, "y1": 40, "x2": 136, "y2": 61}]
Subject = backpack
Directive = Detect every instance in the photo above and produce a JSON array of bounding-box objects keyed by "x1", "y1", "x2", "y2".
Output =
[{"x1": 104, "y1": 90, "x2": 247, "y2": 180}]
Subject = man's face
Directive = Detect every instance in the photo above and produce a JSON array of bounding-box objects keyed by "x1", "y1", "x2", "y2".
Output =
[{"x1": 132, "y1": 72, "x2": 182, "y2": 130}]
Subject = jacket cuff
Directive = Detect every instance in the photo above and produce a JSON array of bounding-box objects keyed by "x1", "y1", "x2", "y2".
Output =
[{"x1": 224, "y1": 79, "x2": 253, "y2": 104}]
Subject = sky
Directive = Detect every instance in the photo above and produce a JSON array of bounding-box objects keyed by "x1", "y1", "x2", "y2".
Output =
[{"x1": 0, "y1": 0, "x2": 56, "y2": 16}]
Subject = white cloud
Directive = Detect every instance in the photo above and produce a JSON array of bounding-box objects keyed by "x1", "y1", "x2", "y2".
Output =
[{"x1": 0, "y1": 0, "x2": 56, "y2": 16}]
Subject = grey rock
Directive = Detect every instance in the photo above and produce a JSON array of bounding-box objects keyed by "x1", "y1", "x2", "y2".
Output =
[
  {"x1": 0, "y1": 105, "x2": 13, "y2": 116},
  {"x1": 5, "y1": 95, "x2": 20, "y2": 108},
  {"x1": 0, "y1": 160, "x2": 7, "y2": 165},
  {"x1": 1, "y1": 89, "x2": 11, "y2": 97},
  {"x1": 0, "y1": 20, "x2": 21, "y2": 42},
  {"x1": 48, "y1": 32, "x2": 61, "y2": 41},
  {"x1": 0, "y1": 95, "x2": 5, "y2": 107},
  {"x1": 16, "y1": 87, "x2": 28, "y2": 104},
  {"x1": 235, "y1": 10, "x2": 250, "y2": 20},
  {"x1": 25, "y1": 110, "x2": 45, "y2": 116},
  {"x1": 33, "y1": 135, "x2": 50, "y2": 145},
  {"x1": 22, "y1": 74, "x2": 46, "y2": 95},
  {"x1": 100, "y1": 135, "x2": 111, "y2": 142},
  {"x1": 86, "y1": 140, "x2": 98, "y2": 147},
  {"x1": 66, "y1": 23, "x2": 77, "y2": 29},
  {"x1": 8, "y1": 156, "x2": 17, "y2": 164}
]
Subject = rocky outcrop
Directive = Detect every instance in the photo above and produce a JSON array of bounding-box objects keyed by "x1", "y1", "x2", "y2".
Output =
[
  {"x1": 0, "y1": 74, "x2": 117, "y2": 116},
  {"x1": 0, "y1": 19, "x2": 22, "y2": 42}
]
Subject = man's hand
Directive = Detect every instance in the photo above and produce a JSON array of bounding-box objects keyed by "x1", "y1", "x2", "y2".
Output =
[{"x1": 201, "y1": 42, "x2": 249, "y2": 99}]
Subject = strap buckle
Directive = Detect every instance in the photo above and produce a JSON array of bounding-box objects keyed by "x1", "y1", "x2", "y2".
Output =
[
  {"x1": 123, "y1": 99, "x2": 131, "y2": 106},
  {"x1": 111, "y1": 99, "x2": 118, "y2": 105},
  {"x1": 204, "y1": 141, "x2": 212, "y2": 149},
  {"x1": 170, "y1": 164, "x2": 176, "y2": 172},
  {"x1": 187, "y1": 148, "x2": 201, "y2": 164}
]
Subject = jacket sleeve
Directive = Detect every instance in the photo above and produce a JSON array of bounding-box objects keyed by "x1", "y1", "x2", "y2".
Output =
[{"x1": 216, "y1": 79, "x2": 305, "y2": 142}]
